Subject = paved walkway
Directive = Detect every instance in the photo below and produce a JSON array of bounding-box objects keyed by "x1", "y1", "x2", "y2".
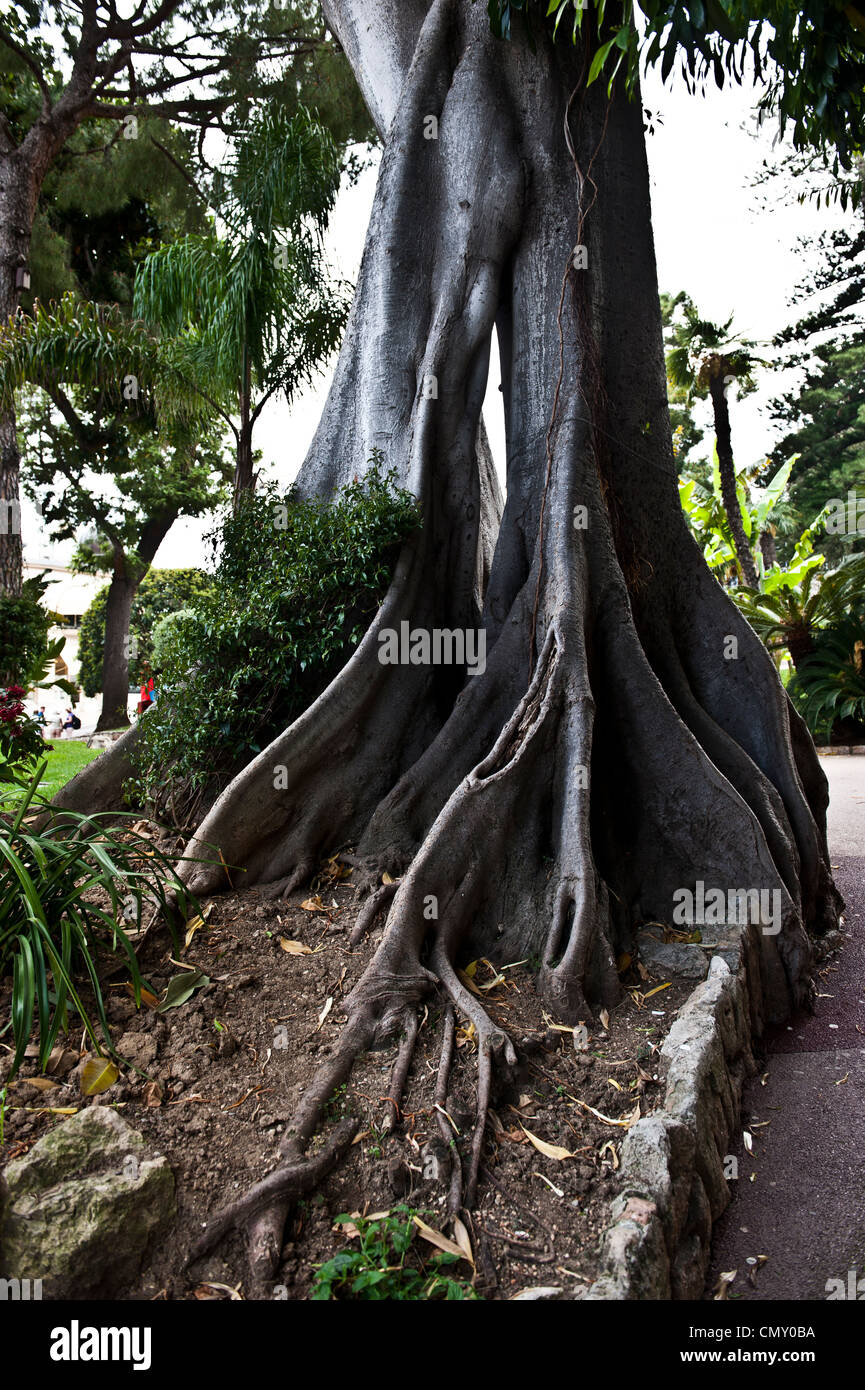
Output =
[{"x1": 705, "y1": 757, "x2": 865, "y2": 1300}]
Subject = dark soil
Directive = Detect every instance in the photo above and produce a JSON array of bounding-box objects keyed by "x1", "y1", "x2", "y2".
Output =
[{"x1": 0, "y1": 849, "x2": 697, "y2": 1301}]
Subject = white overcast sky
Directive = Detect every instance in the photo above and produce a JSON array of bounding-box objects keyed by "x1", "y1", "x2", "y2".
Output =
[{"x1": 25, "y1": 58, "x2": 849, "y2": 569}]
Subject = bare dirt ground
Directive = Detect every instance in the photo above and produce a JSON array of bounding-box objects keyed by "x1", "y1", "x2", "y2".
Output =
[{"x1": 0, "y1": 851, "x2": 696, "y2": 1301}]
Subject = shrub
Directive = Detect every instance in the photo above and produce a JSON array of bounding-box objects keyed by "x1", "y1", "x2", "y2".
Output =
[
  {"x1": 78, "y1": 568, "x2": 213, "y2": 697},
  {"x1": 128, "y1": 458, "x2": 420, "y2": 825},
  {"x1": 311, "y1": 1206, "x2": 477, "y2": 1301},
  {"x1": 0, "y1": 762, "x2": 195, "y2": 1078},
  {"x1": 788, "y1": 613, "x2": 865, "y2": 743},
  {"x1": 0, "y1": 575, "x2": 56, "y2": 687}
]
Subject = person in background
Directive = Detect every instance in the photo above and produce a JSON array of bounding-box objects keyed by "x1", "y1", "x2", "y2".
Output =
[
  {"x1": 138, "y1": 668, "x2": 155, "y2": 716},
  {"x1": 34, "y1": 706, "x2": 46, "y2": 725}
]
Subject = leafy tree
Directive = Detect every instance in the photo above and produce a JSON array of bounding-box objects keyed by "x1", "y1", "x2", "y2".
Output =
[
  {"x1": 767, "y1": 225, "x2": 865, "y2": 563},
  {"x1": 665, "y1": 291, "x2": 763, "y2": 585},
  {"x1": 133, "y1": 105, "x2": 349, "y2": 498},
  {"x1": 0, "y1": 0, "x2": 372, "y2": 598},
  {"x1": 77, "y1": 568, "x2": 213, "y2": 698},
  {"x1": 5, "y1": 355, "x2": 230, "y2": 726}
]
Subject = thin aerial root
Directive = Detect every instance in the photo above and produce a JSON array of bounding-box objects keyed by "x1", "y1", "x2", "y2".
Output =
[
  {"x1": 246, "y1": 1204, "x2": 291, "y2": 1291},
  {"x1": 188, "y1": 1117, "x2": 359, "y2": 1265},
  {"x1": 350, "y1": 880, "x2": 399, "y2": 945},
  {"x1": 381, "y1": 1007, "x2": 418, "y2": 1133},
  {"x1": 434, "y1": 1005, "x2": 463, "y2": 1217},
  {"x1": 465, "y1": 1040, "x2": 492, "y2": 1209}
]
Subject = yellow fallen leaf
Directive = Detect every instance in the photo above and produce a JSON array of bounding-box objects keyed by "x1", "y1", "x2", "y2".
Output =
[
  {"x1": 25, "y1": 1077, "x2": 58, "y2": 1092},
  {"x1": 520, "y1": 1124, "x2": 576, "y2": 1161},
  {"x1": 572, "y1": 1098, "x2": 640, "y2": 1129},
  {"x1": 412, "y1": 1216, "x2": 468, "y2": 1261},
  {"x1": 80, "y1": 1056, "x2": 119, "y2": 1096},
  {"x1": 279, "y1": 938, "x2": 312, "y2": 955},
  {"x1": 125, "y1": 982, "x2": 159, "y2": 1009},
  {"x1": 643, "y1": 982, "x2": 671, "y2": 1000},
  {"x1": 301, "y1": 895, "x2": 325, "y2": 912},
  {"x1": 452, "y1": 1217, "x2": 475, "y2": 1267},
  {"x1": 381, "y1": 871, "x2": 394, "y2": 885}
]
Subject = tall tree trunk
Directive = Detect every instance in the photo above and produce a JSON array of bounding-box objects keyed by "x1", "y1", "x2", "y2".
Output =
[
  {"x1": 759, "y1": 528, "x2": 777, "y2": 570},
  {"x1": 60, "y1": 0, "x2": 841, "y2": 1281},
  {"x1": 0, "y1": 154, "x2": 34, "y2": 600},
  {"x1": 233, "y1": 351, "x2": 255, "y2": 500},
  {"x1": 708, "y1": 373, "x2": 759, "y2": 587},
  {"x1": 98, "y1": 566, "x2": 137, "y2": 731},
  {"x1": 96, "y1": 516, "x2": 176, "y2": 729}
]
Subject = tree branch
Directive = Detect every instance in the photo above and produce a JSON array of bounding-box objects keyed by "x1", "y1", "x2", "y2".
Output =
[
  {"x1": 148, "y1": 136, "x2": 209, "y2": 206},
  {"x1": 0, "y1": 23, "x2": 53, "y2": 110}
]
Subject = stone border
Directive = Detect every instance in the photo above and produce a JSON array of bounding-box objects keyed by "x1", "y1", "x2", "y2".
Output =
[
  {"x1": 586, "y1": 925, "x2": 767, "y2": 1300},
  {"x1": 815, "y1": 746, "x2": 865, "y2": 755}
]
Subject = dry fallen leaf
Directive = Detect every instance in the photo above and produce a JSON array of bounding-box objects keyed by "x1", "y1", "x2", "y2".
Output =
[
  {"x1": 643, "y1": 982, "x2": 671, "y2": 1000},
  {"x1": 301, "y1": 895, "x2": 326, "y2": 912},
  {"x1": 572, "y1": 1098, "x2": 641, "y2": 1129},
  {"x1": 598, "y1": 1139, "x2": 620, "y2": 1170},
  {"x1": 381, "y1": 871, "x2": 394, "y2": 885},
  {"x1": 599, "y1": 1008, "x2": 610, "y2": 1030},
  {"x1": 412, "y1": 1216, "x2": 468, "y2": 1261},
  {"x1": 714, "y1": 1270, "x2": 737, "y2": 1300},
  {"x1": 125, "y1": 982, "x2": 159, "y2": 1010},
  {"x1": 279, "y1": 938, "x2": 313, "y2": 955},
  {"x1": 452, "y1": 1217, "x2": 475, "y2": 1266},
  {"x1": 25, "y1": 1077, "x2": 58, "y2": 1092},
  {"x1": 80, "y1": 1056, "x2": 119, "y2": 1096},
  {"x1": 743, "y1": 1130, "x2": 754, "y2": 1153},
  {"x1": 520, "y1": 1124, "x2": 576, "y2": 1161},
  {"x1": 316, "y1": 996, "x2": 333, "y2": 1029}
]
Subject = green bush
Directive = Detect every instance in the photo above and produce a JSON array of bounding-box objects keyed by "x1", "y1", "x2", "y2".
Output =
[
  {"x1": 0, "y1": 575, "x2": 56, "y2": 687},
  {"x1": 0, "y1": 762, "x2": 195, "y2": 1078},
  {"x1": 311, "y1": 1206, "x2": 477, "y2": 1301},
  {"x1": 150, "y1": 607, "x2": 202, "y2": 676},
  {"x1": 128, "y1": 459, "x2": 419, "y2": 825},
  {"x1": 788, "y1": 613, "x2": 865, "y2": 742},
  {"x1": 78, "y1": 568, "x2": 213, "y2": 697}
]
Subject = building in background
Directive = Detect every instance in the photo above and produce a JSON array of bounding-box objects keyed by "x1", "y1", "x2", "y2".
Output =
[{"x1": 23, "y1": 557, "x2": 105, "y2": 696}]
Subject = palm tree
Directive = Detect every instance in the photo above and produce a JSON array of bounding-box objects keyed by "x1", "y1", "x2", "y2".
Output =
[
  {"x1": 665, "y1": 292, "x2": 763, "y2": 587},
  {"x1": 133, "y1": 105, "x2": 349, "y2": 503},
  {"x1": 735, "y1": 551, "x2": 865, "y2": 670}
]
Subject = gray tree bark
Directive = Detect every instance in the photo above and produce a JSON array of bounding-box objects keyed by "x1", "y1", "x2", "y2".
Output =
[{"x1": 59, "y1": 0, "x2": 840, "y2": 1279}]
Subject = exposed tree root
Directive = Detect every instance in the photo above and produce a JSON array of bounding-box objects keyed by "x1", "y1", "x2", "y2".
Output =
[{"x1": 188, "y1": 1117, "x2": 360, "y2": 1265}]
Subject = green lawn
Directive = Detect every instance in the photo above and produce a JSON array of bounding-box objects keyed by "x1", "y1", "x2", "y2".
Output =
[{"x1": 36, "y1": 740, "x2": 101, "y2": 797}]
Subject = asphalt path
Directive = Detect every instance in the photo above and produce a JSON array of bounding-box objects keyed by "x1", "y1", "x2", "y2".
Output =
[{"x1": 704, "y1": 756, "x2": 865, "y2": 1301}]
